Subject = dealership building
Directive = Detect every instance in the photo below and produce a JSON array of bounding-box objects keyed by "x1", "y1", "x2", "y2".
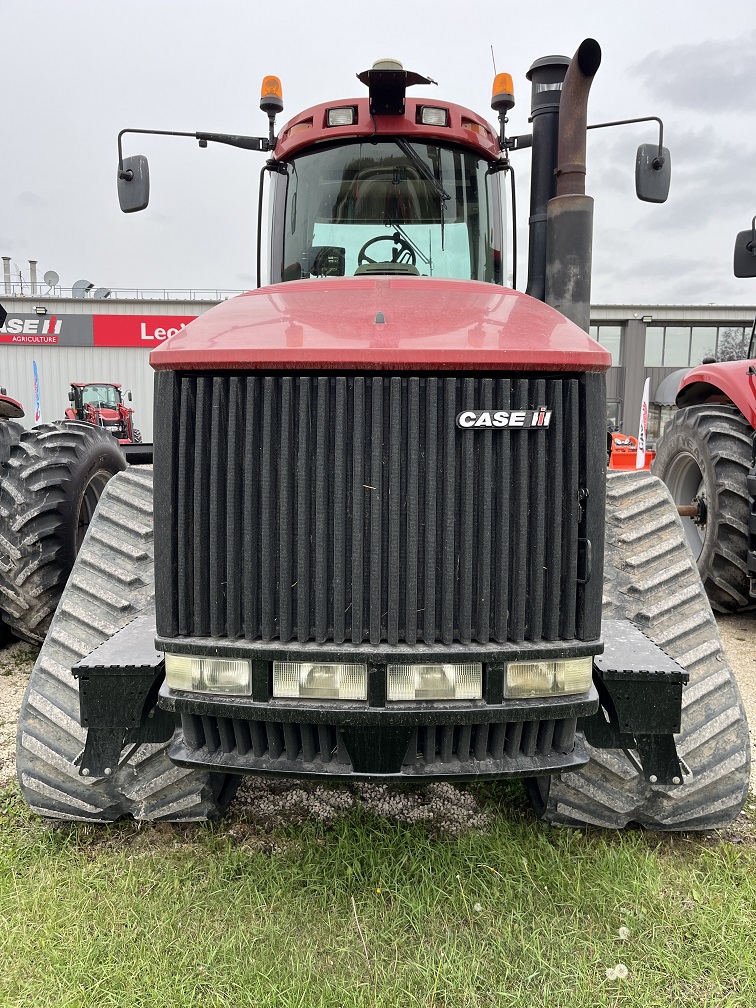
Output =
[{"x1": 1, "y1": 291, "x2": 754, "y2": 443}]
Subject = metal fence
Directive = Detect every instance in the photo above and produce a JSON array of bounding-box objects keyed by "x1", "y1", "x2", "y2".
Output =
[{"x1": 1, "y1": 283, "x2": 243, "y2": 301}]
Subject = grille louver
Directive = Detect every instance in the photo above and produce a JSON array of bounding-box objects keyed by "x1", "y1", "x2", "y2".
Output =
[{"x1": 155, "y1": 372, "x2": 600, "y2": 646}]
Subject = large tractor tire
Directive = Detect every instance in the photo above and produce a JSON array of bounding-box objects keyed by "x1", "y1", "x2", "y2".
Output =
[
  {"x1": 527, "y1": 469, "x2": 750, "y2": 831},
  {"x1": 0, "y1": 419, "x2": 24, "y2": 468},
  {"x1": 0, "y1": 421, "x2": 127, "y2": 644},
  {"x1": 16, "y1": 466, "x2": 234, "y2": 822},
  {"x1": 652, "y1": 405, "x2": 752, "y2": 613}
]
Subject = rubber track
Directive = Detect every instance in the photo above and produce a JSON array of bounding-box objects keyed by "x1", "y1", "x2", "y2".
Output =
[
  {"x1": 16, "y1": 466, "x2": 226, "y2": 822},
  {"x1": 537, "y1": 469, "x2": 751, "y2": 830},
  {"x1": 0, "y1": 421, "x2": 124, "y2": 643},
  {"x1": 653, "y1": 405, "x2": 753, "y2": 613}
]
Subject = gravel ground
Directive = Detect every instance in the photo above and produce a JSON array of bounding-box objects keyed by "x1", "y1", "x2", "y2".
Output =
[{"x1": 1, "y1": 616, "x2": 754, "y2": 823}]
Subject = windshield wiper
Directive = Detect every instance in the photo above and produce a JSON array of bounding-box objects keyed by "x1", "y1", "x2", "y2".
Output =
[{"x1": 395, "y1": 138, "x2": 451, "y2": 203}]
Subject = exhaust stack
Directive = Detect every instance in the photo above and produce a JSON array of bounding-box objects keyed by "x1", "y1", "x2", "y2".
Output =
[{"x1": 544, "y1": 39, "x2": 601, "y2": 332}]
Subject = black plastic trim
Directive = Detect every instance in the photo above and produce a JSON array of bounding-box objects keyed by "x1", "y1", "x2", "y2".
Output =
[
  {"x1": 158, "y1": 681, "x2": 598, "y2": 726},
  {"x1": 155, "y1": 634, "x2": 602, "y2": 665}
]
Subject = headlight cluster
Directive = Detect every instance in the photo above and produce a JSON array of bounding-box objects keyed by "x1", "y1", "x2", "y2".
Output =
[{"x1": 165, "y1": 655, "x2": 593, "y2": 700}]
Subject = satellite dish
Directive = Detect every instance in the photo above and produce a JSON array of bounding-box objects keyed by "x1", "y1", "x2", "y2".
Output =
[
  {"x1": 72, "y1": 279, "x2": 94, "y2": 299},
  {"x1": 43, "y1": 270, "x2": 59, "y2": 287},
  {"x1": 92, "y1": 287, "x2": 112, "y2": 299}
]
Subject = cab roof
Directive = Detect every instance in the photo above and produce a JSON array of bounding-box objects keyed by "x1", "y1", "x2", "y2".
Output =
[{"x1": 275, "y1": 97, "x2": 501, "y2": 161}]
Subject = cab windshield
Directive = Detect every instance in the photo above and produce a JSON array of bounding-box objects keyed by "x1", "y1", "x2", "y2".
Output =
[
  {"x1": 82, "y1": 385, "x2": 120, "y2": 408},
  {"x1": 275, "y1": 140, "x2": 502, "y2": 283}
]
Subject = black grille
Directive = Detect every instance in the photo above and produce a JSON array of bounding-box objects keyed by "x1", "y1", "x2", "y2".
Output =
[
  {"x1": 181, "y1": 713, "x2": 350, "y2": 765},
  {"x1": 179, "y1": 713, "x2": 578, "y2": 771},
  {"x1": 155, "y1": 372, "x2": 603, "y2": 646}
]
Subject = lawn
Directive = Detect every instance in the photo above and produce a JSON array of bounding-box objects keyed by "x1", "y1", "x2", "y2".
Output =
[{"x1": 1, "y1": 782, "x2": 754, "y2": 1008}]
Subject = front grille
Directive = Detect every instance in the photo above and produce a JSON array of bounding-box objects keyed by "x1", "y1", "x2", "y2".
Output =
[
  {"x1": 155, "y1": 371, "x2": 604, "y2": 646},
  {"x1": 181, "y1": 713, "x2": 350, "y2": 766},
  {"x1": 179, "y1": 712, "x2": 578, "y2": 774}
]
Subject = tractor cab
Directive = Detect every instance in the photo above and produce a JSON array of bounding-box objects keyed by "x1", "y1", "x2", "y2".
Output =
[
  {"x1": 68, "y1": 382, "x2": 123, "y2": 418},
  {"x1": 268, "y1": 135, "x2": 504, "y2": 284}
]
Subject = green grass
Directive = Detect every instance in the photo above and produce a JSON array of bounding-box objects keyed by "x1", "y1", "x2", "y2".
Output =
[{"x1": 1, "y1": 784, "x2": 755, "y2": 1008}]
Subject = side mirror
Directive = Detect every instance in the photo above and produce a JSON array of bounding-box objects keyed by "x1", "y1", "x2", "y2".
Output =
[
  {"x1": 118, "y1": 154, "x2": 150, "y2": 213},
  {"x1": 635, "y1": 143, "x2": 671, "y2": 203},
  {"x1": 733, "y1": 220, "x2": 756, "y2": 278},
  {"x1": 127, "y1": 390, "x2": 133, "y2": 402},
  {"x1": 68, "y1": 390, "x2": 75, "y2": 402}
]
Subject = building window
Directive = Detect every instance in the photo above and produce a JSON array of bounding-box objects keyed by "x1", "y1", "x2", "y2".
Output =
[
  {"x1": 644, "y1": 327, "x2": 664, "y2": 366},
  {"x1": 606, "y1": 400, "x2": 622, "y2": 429},
  {"x1": 689, "y1": 327, "x2": 717, "y2": 364},
  {"x1": 590, "y1": 324, "x2": 622, "y2": 365},
  {"x1": 716, "y1": 326, "x2": 748, "y2": 361},
  {"x1": 644, "y1": 323, "x2": 751, "y2": 367}
]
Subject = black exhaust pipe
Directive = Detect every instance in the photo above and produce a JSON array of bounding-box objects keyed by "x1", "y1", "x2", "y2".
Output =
[
  {"x1": 524, "y1": 54, "x2": 570, "y2": 302},
  {"x1": 544, "y1": 38, "x2": 601, "y2": 332}
]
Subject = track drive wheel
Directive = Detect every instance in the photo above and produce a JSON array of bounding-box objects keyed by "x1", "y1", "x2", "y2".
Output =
[
  {"x1": 652, "y1": 405, "x2": 753, "y2": 612},
  {"x1": 16, "y1": 466, "x2": 234, "y2": 821},
  {"x1": 0, "y1": 421, "x2": 127, "y2": 644},
  {"x1": 526, "y1": 469, "x2": 750, "y2": 831}
]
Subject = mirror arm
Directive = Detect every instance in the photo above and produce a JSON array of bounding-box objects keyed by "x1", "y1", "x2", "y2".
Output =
[
  {"x1": 117, "y1": 127, "x2": 271, "y2": 176},
  {"x1": 751, "y1": 215, "x2": 756, "y2": 258},
  {"x1": 501, "y1": 133, "x2": 533, "y2": 152},
  {"x1": 587, "y1": 115, "x2": 665, "y2": 166}
]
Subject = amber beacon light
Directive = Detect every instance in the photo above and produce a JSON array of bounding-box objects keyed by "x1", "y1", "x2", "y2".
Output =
[{"x1": 260, "y1": 76, "x2": 284, "y2": 116}]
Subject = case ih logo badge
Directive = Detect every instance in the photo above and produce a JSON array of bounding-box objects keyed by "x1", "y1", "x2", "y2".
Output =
[
  {"x1": 456, "y1": 408, "x2": 552, "y2": 429},
  {"x1": 0, "y1": 316, "x2": 62, "y2": 343}
]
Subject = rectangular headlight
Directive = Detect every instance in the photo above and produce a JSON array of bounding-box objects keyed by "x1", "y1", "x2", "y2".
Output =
[
  {"x1": 272, "y1": 662, "x2": 367, "y2": 700},
  {"x1": 419, "y1": 106, "x2": 449, "y2": 126},
  {"x1": 327, "y1": 107, "x2": 356, "y2": 126},
  {"x1": 164, "y1": 654, "x2": 252, "y2": 695},
  {"x1": 505, "y1": 657, "x2": 593, "y2": 698},
  {"x1": 387, "y1": 663, "x2": 482, "y2": 701}
]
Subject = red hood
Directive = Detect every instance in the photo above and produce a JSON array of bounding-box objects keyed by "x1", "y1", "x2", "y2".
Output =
[{"x1": 149, "y1": 277, "x2": 611, "y2": 372}]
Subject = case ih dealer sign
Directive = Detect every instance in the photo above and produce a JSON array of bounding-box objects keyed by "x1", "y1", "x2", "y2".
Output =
[{"x1": 0, "y1": 314, "x2": 196, "y2": 346}]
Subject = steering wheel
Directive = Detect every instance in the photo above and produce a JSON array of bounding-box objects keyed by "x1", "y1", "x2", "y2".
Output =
[{"x1": 357, "y1": 234, "x2": 416, "y2": 267}]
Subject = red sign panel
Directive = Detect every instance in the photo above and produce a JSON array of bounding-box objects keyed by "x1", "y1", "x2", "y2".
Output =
[{"x1": 92, "y1": 315, "x2": 196, "y2": 347}]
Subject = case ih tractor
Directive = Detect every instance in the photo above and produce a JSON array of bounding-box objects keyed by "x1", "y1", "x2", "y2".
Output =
[
  {"x1": 65, "y1": 381, "x2": 142, "y2": 445},
  {"x1": 653, "y1": 225, "x2": 756, "y2": 614},
  {"x1": 15, "y1": 42, "x2": 750, "y2": 829}
]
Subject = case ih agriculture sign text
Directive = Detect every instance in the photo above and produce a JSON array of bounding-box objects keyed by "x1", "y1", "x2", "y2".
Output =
[{"x1": 0, "y1": 315, "x2": 196, "y2": 347}]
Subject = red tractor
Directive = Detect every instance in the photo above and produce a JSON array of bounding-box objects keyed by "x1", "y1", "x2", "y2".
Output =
[
  {"x1": 653, "y1": 223, "x2": 756, "y2": 613},
  {"x1": 13, "y1": 43, "x2": 750, "y2": 831},
  {"x1": 65, "y1": 382, "x2": 142, "y2": 444}
]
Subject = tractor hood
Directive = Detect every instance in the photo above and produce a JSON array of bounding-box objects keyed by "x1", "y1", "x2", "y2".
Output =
[
  {"x1": 677, "y1": 358, "x2": 756, "y2": 427},
  {"x1": 150, "y1": 277, "x2": 611, "y2": 372}
]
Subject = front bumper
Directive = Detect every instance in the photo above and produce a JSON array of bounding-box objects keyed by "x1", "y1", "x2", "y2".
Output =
[{"x1": 159, "y1": 683, "x2": 599, "y2": 782}]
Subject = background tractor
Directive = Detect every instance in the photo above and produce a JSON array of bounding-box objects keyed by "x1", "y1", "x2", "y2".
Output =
[
  {"x1": 65, "y1": 382, "x2": 142, "y2": 445},
  {"x1": 653, "y1": 220, "x2": 756, "y2": 613},
  {"x1": 13, "y1": 42, "x2": 750, "y2": 831}
]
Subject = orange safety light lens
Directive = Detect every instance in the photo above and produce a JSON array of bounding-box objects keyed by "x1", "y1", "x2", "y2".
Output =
[
  {"x1": 491, "y1": 72, "x2": 515, "y2": 113},
  {"x1": 260, "y1": 75, "x2": 284, "y2": 116},
  {"x1": 261, "y1": 76, "x2": 283, "y2": 100}
]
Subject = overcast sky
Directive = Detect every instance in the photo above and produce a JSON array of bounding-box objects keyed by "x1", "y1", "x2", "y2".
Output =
[{"x1": 3, "y1": 0, "x2": 756, "y2": 305}]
